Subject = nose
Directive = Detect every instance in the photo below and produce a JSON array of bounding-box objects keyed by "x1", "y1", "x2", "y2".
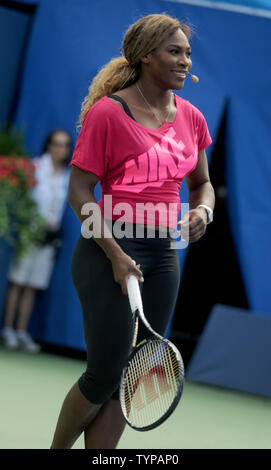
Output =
[{"x1": 177, "y1": 52, "x2": 191, "y2": 68}]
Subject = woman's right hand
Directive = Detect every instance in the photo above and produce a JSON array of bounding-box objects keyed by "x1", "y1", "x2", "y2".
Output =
[{"x1": 110, "y1": 252, "x2": 144, "y2": 295}]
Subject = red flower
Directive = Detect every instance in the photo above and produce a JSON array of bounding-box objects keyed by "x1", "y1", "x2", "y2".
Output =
[
  {"x1": 8, "y1": 175, "x2": 20, "y2": 186},
  {"x1": 0, "y1": 155, "x2": 36, "y2": 188},
  {"x1": 27, "y1": 177, "x2": 37, "y2": 188},
  {"x1": 0, "y1": 168, "x2": 11, "y2": 177}
]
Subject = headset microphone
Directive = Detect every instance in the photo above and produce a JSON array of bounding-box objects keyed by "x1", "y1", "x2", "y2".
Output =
[{"x1": 188, "y1": 72, "x2": 199, "y2": 83}]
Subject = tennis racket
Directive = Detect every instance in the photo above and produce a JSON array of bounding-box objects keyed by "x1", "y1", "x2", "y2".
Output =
[{"x1": 119, "y1": 260, "x2": 185, "y2": 431}]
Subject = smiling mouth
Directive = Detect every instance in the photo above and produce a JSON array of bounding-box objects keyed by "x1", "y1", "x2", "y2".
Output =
[{"x1": 172, "y1": 71, "x2": 187, "y2": 79}]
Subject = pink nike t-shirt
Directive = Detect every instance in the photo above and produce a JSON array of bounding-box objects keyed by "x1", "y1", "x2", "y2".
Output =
[{"x1": 69, "y1": 93, "x2": 212, "y2": 229}]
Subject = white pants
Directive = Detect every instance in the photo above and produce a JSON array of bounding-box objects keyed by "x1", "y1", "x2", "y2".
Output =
[{"x1": 7, "y1": 243, "x2": 57, "y2": 290}]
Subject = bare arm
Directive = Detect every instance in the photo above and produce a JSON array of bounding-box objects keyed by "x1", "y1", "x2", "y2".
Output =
[
  {"x1": 68, "y1": 164, "x2": 125, "y2": 261},
  {"x1": 185, "y1": 149, "x2": 215, "y2": 212},
  {"x1": 180, "y1": 149, "x2": 215, "y2": 242},
  {"x1": 68, "y1": 164, "x2": 143, "y2": 293}
]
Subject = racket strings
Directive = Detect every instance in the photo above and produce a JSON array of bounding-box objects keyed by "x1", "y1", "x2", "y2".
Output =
[{"x1": 121, "y1": 339, "x2": 184, "y2": 428}]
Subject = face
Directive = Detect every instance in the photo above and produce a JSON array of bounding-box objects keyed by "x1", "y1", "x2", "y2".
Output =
[
  {"x1": 48, "y1": 131, "x2": 71, "y2": 164},
  {"x1": 142, "y1": 28, "x2": 192, "y2": 90}
]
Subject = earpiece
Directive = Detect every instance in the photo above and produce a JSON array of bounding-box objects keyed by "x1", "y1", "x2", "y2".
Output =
[{"x1": 188, "y1": 72, "x2": 199, "y2": 83}]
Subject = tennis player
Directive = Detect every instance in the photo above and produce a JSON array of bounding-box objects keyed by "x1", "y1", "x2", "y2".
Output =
[{"x1": 50, "y1": 13, "x2": 215, "y2": 449}]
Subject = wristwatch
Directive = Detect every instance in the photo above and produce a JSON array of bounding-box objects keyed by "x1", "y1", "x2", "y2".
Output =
[{"x1": 196, "y1": 204, "x2": 213, "y2": 224}]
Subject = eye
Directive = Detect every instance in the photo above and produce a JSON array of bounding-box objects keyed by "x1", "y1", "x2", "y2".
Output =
[{"x1": 169, "y1": 49, "x2": 192, "y2": 57}]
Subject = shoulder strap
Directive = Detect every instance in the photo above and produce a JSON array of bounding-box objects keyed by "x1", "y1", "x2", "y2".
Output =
[{"x1": 108, "y1": 94, "x2": 136, "y2": 121}]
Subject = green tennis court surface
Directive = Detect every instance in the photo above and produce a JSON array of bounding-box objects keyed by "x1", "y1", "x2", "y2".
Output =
[{"x1": 0, "y1": 348, "x2": 270, "y2": 449}]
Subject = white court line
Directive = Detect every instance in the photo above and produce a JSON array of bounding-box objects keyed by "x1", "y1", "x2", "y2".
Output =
[{"x1": 160, "y1": 0, "x2": 271, "y2": 19}]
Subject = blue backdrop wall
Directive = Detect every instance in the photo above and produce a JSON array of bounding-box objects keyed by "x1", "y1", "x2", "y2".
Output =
[{"x1": 1, "y1": 0, "x2": 271, "y2": 349}]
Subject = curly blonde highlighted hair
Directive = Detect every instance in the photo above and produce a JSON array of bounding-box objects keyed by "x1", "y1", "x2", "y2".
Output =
[{"x1": 77, "y1": 12, "x2": 193, "y2": 129}]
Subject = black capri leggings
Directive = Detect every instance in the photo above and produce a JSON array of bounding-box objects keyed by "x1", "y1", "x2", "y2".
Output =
[{"x1": 70, "y1": 219, "x2": 181, "y2": 404}]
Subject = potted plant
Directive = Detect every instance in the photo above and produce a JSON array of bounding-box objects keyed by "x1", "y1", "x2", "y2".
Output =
[{"x1": 0, "y1": 124, "x2": 48, "y2": 261}]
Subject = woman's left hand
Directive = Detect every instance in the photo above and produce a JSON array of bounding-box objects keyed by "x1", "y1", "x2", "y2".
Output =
[{"x1": 177, "y1": 207, "x2": 208, "y2": 243}]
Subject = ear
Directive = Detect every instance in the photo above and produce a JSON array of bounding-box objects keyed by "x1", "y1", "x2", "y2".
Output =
[{"x1": 140, "y1": 51, "x2": 153, "y2": 65}]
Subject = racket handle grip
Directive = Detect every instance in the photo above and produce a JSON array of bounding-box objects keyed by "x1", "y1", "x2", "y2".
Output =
[{"x1": 127, "y1": 260, "x2": 143, "y2": 314}]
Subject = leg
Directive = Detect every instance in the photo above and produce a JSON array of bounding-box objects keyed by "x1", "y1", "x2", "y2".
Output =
[
  {"x1": 83, "y1": 239, "x2": 180, "y2": 449},
  {"x1": 133, "y1": 239, "x2": 181, "y2": 343},
  {"x1": 14, "y1": 245, "x2": 56, "y2": 349},
  {"x1": 50, "y1": 381, "x2": 103, "y2": 449},
  {"x1": 16, "y1": 284, "x2": 37, "y2": 331},
  {"x1": 2, "y1": 282, "x2": 23, "y2": 328},
  {"x1": 50, "y1": 235, "x2": 134, "y2": 449},
  {"x1": 5, "y1": 244, "x2": 37, "y2": 329},
  {"x1": 84, "y1": 397, "x2": 127, "y2": 449}
]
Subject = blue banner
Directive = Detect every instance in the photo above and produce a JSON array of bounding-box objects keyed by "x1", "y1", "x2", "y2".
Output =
[{"x1": 162, "y1": 0, "x2": 271, "y2": 15}]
